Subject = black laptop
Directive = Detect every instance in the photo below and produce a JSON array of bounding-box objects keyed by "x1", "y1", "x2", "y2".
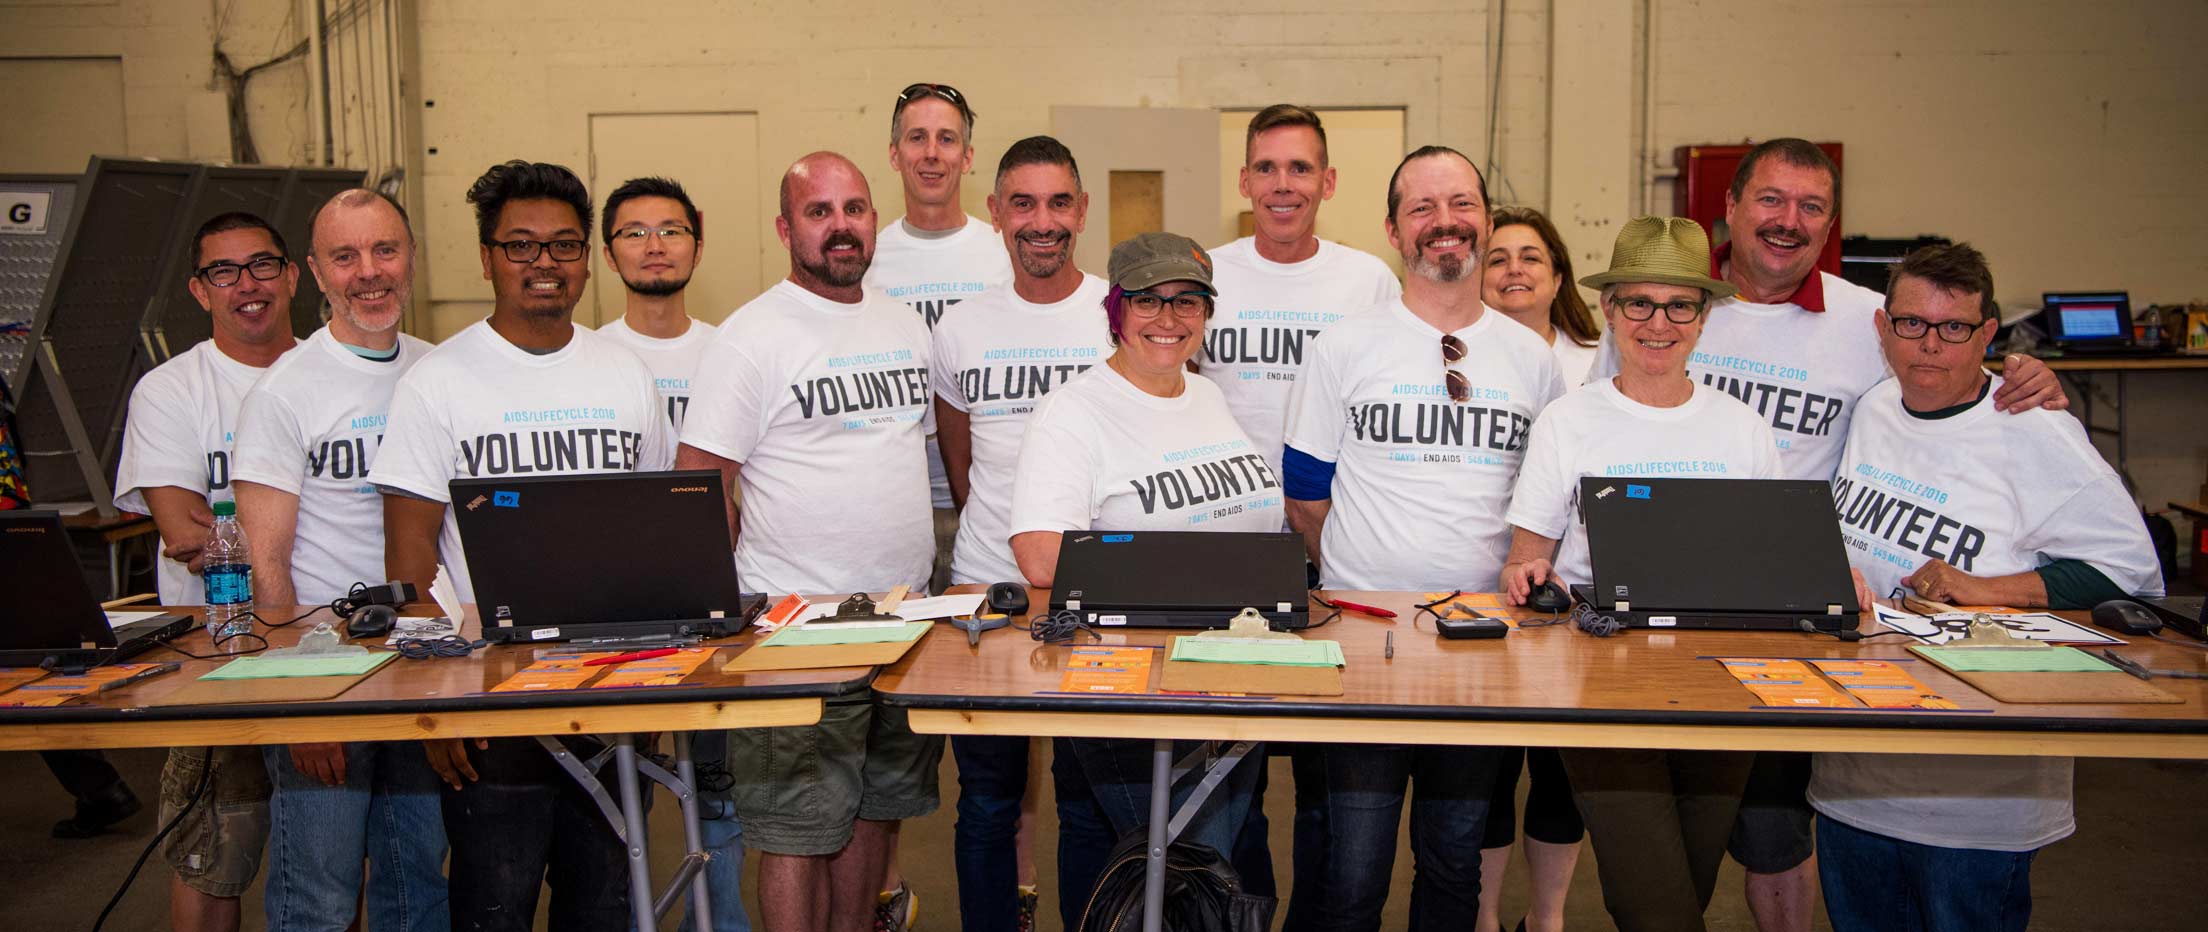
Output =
[
  {"x1": 2144, "y1": 596, "x2": 2206, "y2": 642},
  {"x1": 2040, "y1": 292, "x2": 2161, "y2": 356},
  {"x1": 1048, "y1": 530, "x2": 1310, "y2": 630},
  {"x1": 1574, "y1": 478, "x2": 1860, "y2": 631},
  {"x1": 451, "y1": 471, "x2": 766, "y2": 643},
  {"x1": 1, "y1": 511, "x2": 194, "y2": 671}
]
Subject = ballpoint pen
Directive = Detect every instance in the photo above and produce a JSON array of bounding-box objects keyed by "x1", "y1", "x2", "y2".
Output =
[
  {"x1": 582, "y1": 648, "x2": 680, "y2": 667},
  {"x1": 1322, "y1": 596, "x2": 1398, "y2": 619},
  {"x1": 93, "y1": 662, "x2": 183, "y2": 693}
]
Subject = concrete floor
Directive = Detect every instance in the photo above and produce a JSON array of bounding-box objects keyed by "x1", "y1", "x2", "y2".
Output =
[{"x1": 3, "y1": 747, "x2": 2204, "y2": 930}]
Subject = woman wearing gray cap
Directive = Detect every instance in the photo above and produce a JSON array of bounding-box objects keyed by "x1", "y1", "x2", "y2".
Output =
[{"x1": 1007, "y1": 231, "x2": 1284, "y2": 926}]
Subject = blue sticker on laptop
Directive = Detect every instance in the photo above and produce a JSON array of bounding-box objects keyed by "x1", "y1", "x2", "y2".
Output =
[
  {"x1": 1625, "y1": 484, "x2": 1650, "y2": 499},
  {"x1": 493, "y1": 491, "x2": 520, "y2": 508},
  {"x1": 1101, "y1": 534, "x2": 1133, "y2": 543}
]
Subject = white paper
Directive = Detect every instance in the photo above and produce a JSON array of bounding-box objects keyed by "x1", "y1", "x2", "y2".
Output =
[
  {"x1": 794, "y1": 593, "x2": 985, "y2": 626},
  {"x1": 1870, "y1": 604, "x2": 2122, "y2": 646},
  {"x1": 105, "y1": 610, "x2": 167, "y2": 629},
  {"x1": 428, "y1": 564, "x2": 467, "y2": 629}
]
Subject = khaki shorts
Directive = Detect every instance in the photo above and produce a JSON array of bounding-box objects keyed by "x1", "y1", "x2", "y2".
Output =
[
  {"x1": 728, "y1": 698, "x2": 943, "y2": 855},
  {"x1": 157, "y1": 745, "x2": 272, "y2": 897}
]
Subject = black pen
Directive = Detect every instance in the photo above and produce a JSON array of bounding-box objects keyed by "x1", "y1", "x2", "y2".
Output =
[{"x1": 94, "y1": 662, "x2": 182, "y2": 693}]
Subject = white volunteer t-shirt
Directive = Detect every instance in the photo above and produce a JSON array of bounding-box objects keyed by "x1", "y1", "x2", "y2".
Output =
[
  {"x1": 1203, "y1": 237, "x2": 1401, "y2": 479},
  {"x1": 1009, "y1": 365, "x2": 1284, "y2": 539},
  {"x1": 1282, "y1": 303, "x2": 1565, "y2": 591},
  {"x1": 596, "y1": 316, "x2": 716, "y2": 434},
  {"x1": 231, "y1": 328, "x2": 431, "y2": 604},
  {"x1": 1552, "y1": 334, "x2": 1600, "y2": 389},
  {"x1": 371, "y1": 321, "x2": 674, "y2": 603},
  {"x1": 114, "y1": 340, "x2": 281, "y2": 605},
  {"x1": 1505, "y1": 380, "x2": 1781, "y2": 590},
  {"x1": 931, "y1": 273, "x2": 1113, "y2": 585},
  {"x1": 867, "y1": 215, "x2": 1014, "y2": 510},
  {"x1": 1809, "y1": 373, "x2": 2165, "y2": 853},
  {"x1": 1592, "y1": 271, "x2": 1887, "y2": 480},
  {"x1": 682, "y1": 281, "x2": 934, "y2": 595}
]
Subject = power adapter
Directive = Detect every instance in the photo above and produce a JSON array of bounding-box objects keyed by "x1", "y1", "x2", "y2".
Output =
[{"x1": 1436, "y1": 615, "x2": 1509, "y2": 639}]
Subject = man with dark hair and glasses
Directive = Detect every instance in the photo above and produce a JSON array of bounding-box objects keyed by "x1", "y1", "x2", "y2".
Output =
[
  {"x1": 597, "y1": 176, "x2": 714, "y2": 434},
  {"x1": 115, "y1": 209, "x2": 297, "y2": 932},
  {"x1": 1502, "y1": 216, "x2": 1788, "y2": 932},
  {"x1": 1276, "y1": 146, "x2": 1562, "y2": 931},
  {"x1": 1584, "y1": 139, "x2": 2070, "y2": 932},
  {"x1": 373, "y1": 160, "x2": 672, "y2": 931},
  {"x1": 1810, "y1": 242, "x2": 2160, "y2": 932},
  {"x1": 678, "y1": 152, "x2": 938, "y2": 932}
]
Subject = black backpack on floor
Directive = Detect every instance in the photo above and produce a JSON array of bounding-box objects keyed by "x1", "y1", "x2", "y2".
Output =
[{"x1": 1073, "y1": 832, "x2": 1275, "y2": 932}]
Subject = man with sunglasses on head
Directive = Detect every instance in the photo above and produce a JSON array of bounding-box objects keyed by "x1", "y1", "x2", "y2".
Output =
[
  {"x1": 116, "y1": 210, "x2": 298, "y2": 932},
  {"x1": 1810, "y1": 243, "x2": 2159, "y2": 932},
  {"x1": 1278, "y1": 146, "x2": 1563, "y2": 932},
  {"x1": 678, "y1": 152, "x2": 937, "y2": 932},
  {"x1": 374, "y1": 160, "x2": 672, "y2": 931},
  {"x1": 1586, "y1": 139, "x2": 2069, "y2": 932}
]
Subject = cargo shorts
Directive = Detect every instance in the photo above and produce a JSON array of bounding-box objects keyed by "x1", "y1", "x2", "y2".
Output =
[
  {"x1": 157, "y1": 745, "x2": 272, "y2": 897},
  {"x1": 728, "y1": 697, "x2": 943, "y2": 855}
]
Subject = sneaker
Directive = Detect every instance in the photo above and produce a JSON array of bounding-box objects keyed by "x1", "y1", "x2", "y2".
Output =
[
  {"x1": 52, "y1": 782, "x2": 142, "y2": 839},
  {"x1": 1016, "y1": 884, "x2": 1039, "y2": 932},
  {"x1": 875, "y1": 882, "x2": 918, "y2": 932}
]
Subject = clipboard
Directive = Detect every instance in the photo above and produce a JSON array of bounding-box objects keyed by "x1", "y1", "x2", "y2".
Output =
[
  {"x1": 719, "y1": 626, "x2": 931, "y2": 673},
  {"x1": 148, "y1": 671, "x2": 380, "y2": 706},
  {"x1": 1157, "y1": 659, "x2": 1344, "y2": 696},
  {"x1": 1931, "y1": 669, "x2": 2180, "y2": 704}
]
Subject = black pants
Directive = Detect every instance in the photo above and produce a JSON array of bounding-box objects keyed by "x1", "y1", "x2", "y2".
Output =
[
  {"x1": 442, "y1": 737, "x2": 630, "y2": 932},
  {"x1": 42, "y1": 749, "x2": 128, "y2": 802}
]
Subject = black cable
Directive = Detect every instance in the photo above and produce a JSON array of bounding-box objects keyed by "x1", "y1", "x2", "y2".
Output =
[
  {"x1": 1303, "y1": 605, "x2": 1342, "y2": 630},
  {"x1": 157, "y1": 630, "x2": 271, "y2": 659},
  {"x1": 1796, "y1": 619, "x2": 1931, "y2": 643},
  {"x1": 1015, "y1": 609, "x2": 1101, "y2": 644},
  {"x1": 380, "y1": 635, "x2": 487, "y2": 660},
  {"x1": 1573, "y1": 602, "x2": 1623, "y2": 638},
  {"x1": 93, "y1": 746, "x2": 215, "y2": 932}
]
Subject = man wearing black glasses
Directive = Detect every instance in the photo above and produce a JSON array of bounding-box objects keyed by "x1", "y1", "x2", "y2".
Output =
[
  {"x1": 1277, "y1": 147, "x2": 1564, "y2": 932},
  {"x1": 598, "y1": 176, "x2": 715, "y2": 434},
  {"x1": 374, "y1": 160, "x2": 672, "y2": 932},
  {"x1": 115, "y1": 210, "x2": 298, "y2": 932},
  {"x1": 1812, "y1": 242, "x2": 2161, "y2": 932}
]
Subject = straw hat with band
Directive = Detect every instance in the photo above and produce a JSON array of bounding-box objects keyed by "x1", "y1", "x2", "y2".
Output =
[
  {"x1": 1108, "y1": 232, "x2": 1215, "y2": 293},
  {"x1": 1578, "y1": 216, "x2": 1738, "y2": 301}
]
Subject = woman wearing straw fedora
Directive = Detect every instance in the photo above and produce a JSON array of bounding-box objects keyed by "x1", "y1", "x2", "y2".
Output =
[{"x1": 1496, "y1": 216, "x2": 1784, "y2": 932}]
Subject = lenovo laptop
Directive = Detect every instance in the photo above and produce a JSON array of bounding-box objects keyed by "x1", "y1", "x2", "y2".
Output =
[
  {"x1": 451, "y1": 471, "x2": 766, "y2": 643},
  {"x1": 2040, "y1": 292, "x2": 2159, "y2": 356},
  {"x1": 2144, "y1": 596, "x2": 2206, "y2": 642},
  {"x1": 2, "y1": 511, "x2": 194, "y2": 671},
  {"x1": 1049, "y1": 530, "x2": 1310, "y2": 630},
  {"x1": 1574, "y1": 478, "x2": 1860, "y2": 631}
]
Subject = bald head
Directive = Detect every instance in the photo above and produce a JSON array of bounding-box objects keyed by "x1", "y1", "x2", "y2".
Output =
[
  {"x1": 308, "y1": 188, "x2": 412, "y2": 258},
  {"x1": 779, "y1": 152, "x2": 870, "y2": 221},
  {"x1": 775, "y1": 151, "x2": 877, "y2": 297}
]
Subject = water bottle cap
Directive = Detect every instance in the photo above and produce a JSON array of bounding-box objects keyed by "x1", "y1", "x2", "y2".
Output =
[{"x1": 211, "y1": 501, "x2": 236, "y2": 517}]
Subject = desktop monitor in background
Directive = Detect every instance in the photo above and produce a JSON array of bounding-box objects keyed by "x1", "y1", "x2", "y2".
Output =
[{"x1": 2040, "y1": 292, "x2": 2133, "y2": 348}]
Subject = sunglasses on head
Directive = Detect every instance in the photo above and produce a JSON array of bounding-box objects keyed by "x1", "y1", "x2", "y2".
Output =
[
  {"x1": 894, "y1": 83, "x2": 972, "y2": 121},
  {"x1": 1441, "y1": 334, "x2": 1469, "y2": 403}
]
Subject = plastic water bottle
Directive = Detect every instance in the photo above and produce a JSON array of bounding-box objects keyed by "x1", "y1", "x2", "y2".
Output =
[{"x1": 203, "y1": 500, "x2": 254, "y2": 640}]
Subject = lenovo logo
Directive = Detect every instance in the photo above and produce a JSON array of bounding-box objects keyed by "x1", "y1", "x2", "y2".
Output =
[
  {"x1": 464, "y1": 495, "x2": 488, "y2": 511},
  {"x1": 5, "y1": 527, "x2": 47, "y2": 534},
  {"x1": 668, "y1": 486, "x2": 709, "y2": 493}
]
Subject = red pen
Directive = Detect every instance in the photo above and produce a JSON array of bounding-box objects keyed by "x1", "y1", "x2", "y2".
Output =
[
  {"x1": 583, "y1": 647, "x2": 679, "y2": 666},
  {"x1": 1325, "y1": 598, "x2": 1398, "y2": 619}
]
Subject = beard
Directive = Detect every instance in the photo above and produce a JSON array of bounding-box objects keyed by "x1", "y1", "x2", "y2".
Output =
[
  {"x1": 1406, "y1": 224, "x2": 1478, "y2": 284},
  {"x1": 799, "y1": 231, "x2": 870, "y2": 288},
  {"x1": 329, "y1": 281, "x2": 411, "y2": 332},
  {"x1": 620, "y1": 271, "x2": 692, "y2": 297},
  {"x1": 1014, "y1": 232, "x2": 1071, "y2": 279}
]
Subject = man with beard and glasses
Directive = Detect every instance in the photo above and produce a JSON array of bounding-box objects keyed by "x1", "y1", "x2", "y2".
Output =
[
  {"x1": 677, "y1": 152, "x2": 937, "y2": 932},
  {"x1": 1586, "y1": 139, "x2": 2068, "y2": 932},
  {"x1": 1203, "y1": 103, "x2": 1403, "y2": 913},
  {"x1": 1277, "y1": 146, "x2": 1563, "y2": 932},
  {"x1": 928, "y1": 135, "x2": 1111, "y2": 932},
  {"x1": 374, "y1": 160, "x2": 672, "y2": 932},
  {"x1": 598, "y1": 176, "x2": 716, "y2": 434},
  {"x1": 230, "y1": 188, "x2": 445, "y2": 932},
  {"x1": 117, "y1": 210, "x2": 299, "y2": 932}
]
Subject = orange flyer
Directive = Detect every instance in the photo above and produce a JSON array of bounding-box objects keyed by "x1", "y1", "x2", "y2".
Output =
[
  {"x1": 1809, "y1": 659, "x2": 1960, "y2": 710},
  {"x1": 1059, "y1": 647, "x2": 1155, "y2": 694},
  {"x1": 0, "y1": 663, "x2": 168, "y2": 707},
  {"x1": 593, "y1": 648, "x2": 716, "y2": 688},
  {"x1": 489, "y1": 652, "x2": 619, "y2": 693},
  {"x1": 0, "y1": 668, "x2": 51, "y2": 697},
  {"x1": 1716, "y1": 658, "x2": 1857, "y2": 708}
]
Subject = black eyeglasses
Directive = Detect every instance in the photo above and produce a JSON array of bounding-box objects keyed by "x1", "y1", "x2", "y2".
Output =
[
  {"x1": 612, "y1": 226, "x2": 696, "y2": 245},
  {"x1": 1610, "y1": 295, "x2": 1706, "y2": 324},
  {"x1": 1123, "y1": 290, "x2": 1214, "y2": 319},
  {"x1": 196, "y1": 256, "x2": 287, "y2": 287},
  {"x1": 1887, "y1": 314, "x2": 1986, "y2": 344},
  {"x1": 894, "y1": 82, "x2": 974, "y2": 123},
  {"x1": 1442, "y1": 334, "x2": 1469, "y2": 403},
  {"x1": 487, "y1": 239, "x2": 588, "y2": 264}
]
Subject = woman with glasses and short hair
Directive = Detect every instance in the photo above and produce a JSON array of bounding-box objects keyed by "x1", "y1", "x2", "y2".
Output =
[
  {"x1": 1007, "y1": 232, "x2": 1283, "y2": 928},
  {"x1": 1498, "y1": 216, "x2": 1780, "y2": 932}
]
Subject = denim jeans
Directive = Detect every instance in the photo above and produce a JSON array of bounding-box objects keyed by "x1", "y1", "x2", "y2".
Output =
[
  {"x1": 443, "y1": 736, "x2": 630, "y2": 932},
  {"x1": 1052, "y1": 736, "x2": 1261, "y2": 930},
  {"x1": 262, "y1": 742, "x2": 449, "y2": 932},
  {"x1": 1284, "y1": 743, "x2": 1500, "y2": 932},
  {"x1": 1817, "y1": 815, "x2": 2038, "y2": 932},
  {"x1": 678, "y1": 730, "x2": 750, "y2": 932},
  {"x1": 1230, "y1": 750, "x2": 1276, "y2": 898},
  {"x1": 952, "y1": 734, "x2": 1030, "y2": 932},
  {"x1": 1278, "y1": 744, "x2": 1329, "y2": 932}
]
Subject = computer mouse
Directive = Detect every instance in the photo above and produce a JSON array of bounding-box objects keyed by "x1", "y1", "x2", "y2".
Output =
[
  {"x1": 986, "y1": 582, "x2": 1030, "y2": 618},
  {"x1": 2091, "y1": 599, "x2": 2162, "y2": 636},
  {"x1": 1527, "y1": 580, "x2": 1571, "y2": 614},
  {"x1": 347, "y1": 604, "x2": 397, "y2": 639}
]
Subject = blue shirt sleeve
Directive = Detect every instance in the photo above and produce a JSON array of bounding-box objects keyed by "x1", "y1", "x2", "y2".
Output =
[{"x1": 1282, "y1": 446, "x2": 1336, "y2": 501}]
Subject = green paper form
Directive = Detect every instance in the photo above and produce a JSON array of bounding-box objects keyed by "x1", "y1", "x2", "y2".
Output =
[
  {"x1": 1910, "y1": 645, "x2": 2117, "y2": 673},
  {"x1": 765, "y1": 621, "x2": 932, "y2": 647},
  {"x1": 1169, "y1": 637, "x2": 1345, "y2": 667},
  {"x1": 200, "y1": 652, "x2": 396, "y2": 680}
]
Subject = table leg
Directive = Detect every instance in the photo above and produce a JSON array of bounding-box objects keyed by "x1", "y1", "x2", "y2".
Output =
[
  {"x1": 1143, "y1": 739, "x2": 1171, "y2": 932},
  {"x1": 614, "y1": 735, "x2": 656, "y2": 932},
  {"x1": 672, "y1": 735, "x2": 715, "y2": 931}
]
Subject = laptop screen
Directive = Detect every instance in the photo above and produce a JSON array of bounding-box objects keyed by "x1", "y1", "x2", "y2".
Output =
[{"x1": 2042, "y1": 292, "x2": 2129, "y2": 344}]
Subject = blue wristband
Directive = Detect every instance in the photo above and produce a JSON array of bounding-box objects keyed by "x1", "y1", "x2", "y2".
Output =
[{"x1": 1282, "y1": 446, "x2": 1336, "y2": 501}]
